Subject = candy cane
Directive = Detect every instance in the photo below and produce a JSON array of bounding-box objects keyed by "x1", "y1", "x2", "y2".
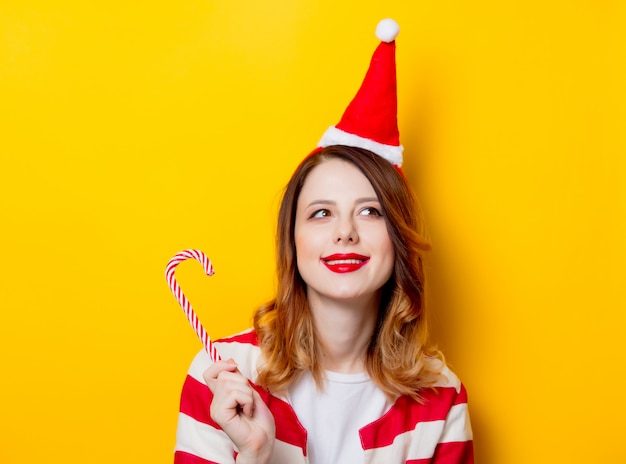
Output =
[{"x1": 165, "y1": 249, "x2": 221, "y2": 361}]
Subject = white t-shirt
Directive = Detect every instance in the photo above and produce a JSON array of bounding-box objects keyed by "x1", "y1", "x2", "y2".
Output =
[{"x1": 287, "y1": 370, "x2": 392, "y2": 464}]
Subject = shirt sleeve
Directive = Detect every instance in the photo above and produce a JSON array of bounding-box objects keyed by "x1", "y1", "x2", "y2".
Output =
[
  {"x1": 429, "y1": 382, "x2": 474, "y2": 464},
  {"x1": 173, "y1": 351, "x2": 236, "y2": 464}
]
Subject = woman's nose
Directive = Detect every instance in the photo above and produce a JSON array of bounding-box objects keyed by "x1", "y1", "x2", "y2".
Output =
[{"x1": 335, "y1": 217, "x2": 358, "y2": 244}]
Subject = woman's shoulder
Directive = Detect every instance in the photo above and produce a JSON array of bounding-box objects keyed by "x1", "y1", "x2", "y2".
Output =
[
  {"x1": 433, "y1": 362, "x2": 465, "y2": 392},
  {"x1": 419, "y1": 362, "x2": 469, "y2": 412},
  {"x1": 186, "y1": 328, "x2": 261, "y2": 380},
  {"x1": 214, "y1": 328, "x2": 260, "y2": 347}
]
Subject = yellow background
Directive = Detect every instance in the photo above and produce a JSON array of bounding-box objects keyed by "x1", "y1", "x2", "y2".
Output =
[{"x1": 1, "y1": 1, "x2": 625, "y2": 463}]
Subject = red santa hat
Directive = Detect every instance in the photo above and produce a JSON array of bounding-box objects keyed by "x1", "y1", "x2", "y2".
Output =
[{"x1": 317, "y1": 18, "x2": 403, "y2": 168}]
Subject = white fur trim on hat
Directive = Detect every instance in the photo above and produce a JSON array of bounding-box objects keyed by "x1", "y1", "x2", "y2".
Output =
[{"x1": 319, "y1": 126, "x2": 404, "y2": 167}]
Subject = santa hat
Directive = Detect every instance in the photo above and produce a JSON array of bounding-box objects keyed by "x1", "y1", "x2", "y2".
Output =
[{"x1": 318, "y1": 18, "x2": 403, "y2": 168}]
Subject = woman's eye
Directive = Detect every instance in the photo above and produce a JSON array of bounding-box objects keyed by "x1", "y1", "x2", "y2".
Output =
[
  {"x1": 360, "y1": 207, "x2": 382, "y2": 216},
  {"x1": 310, "y1": 209, "x2": 331, "y2": 218}
]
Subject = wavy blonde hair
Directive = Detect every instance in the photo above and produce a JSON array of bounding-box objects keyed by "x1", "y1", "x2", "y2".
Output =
[{"x1": 253, "y1": 145, "x2": 444, "y2": 401}]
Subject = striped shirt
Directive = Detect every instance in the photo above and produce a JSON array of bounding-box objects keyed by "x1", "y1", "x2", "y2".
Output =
[{"x1": 174, "y1": 330, "x2": 474, "y2": 464}]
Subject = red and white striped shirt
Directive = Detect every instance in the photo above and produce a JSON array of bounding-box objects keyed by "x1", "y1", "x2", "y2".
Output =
[{"x1": 174, "y1": 330, "x2": 474, "y2": 464}]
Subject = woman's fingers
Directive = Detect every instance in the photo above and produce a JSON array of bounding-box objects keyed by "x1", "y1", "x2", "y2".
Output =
[
  {"x1": 202, "y1": 360, "x2": 276, "y2": 461},
  {"x1": 203, "y1": 358, "x2": 239, "y2": 388},
  {"x1": 214, "y1": 372, "x2": 255, "y2": 418},
  {"x1": 250, "y1": 387, "x2": 275, "y2": 430},
  {"x1": 204, "y1": 360, "x2": 254, "y2": 419}
]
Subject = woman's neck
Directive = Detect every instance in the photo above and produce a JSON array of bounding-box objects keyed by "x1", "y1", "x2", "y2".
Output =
[{"x1": 307, "y1": 294, "x2": 379, "y2": 374}]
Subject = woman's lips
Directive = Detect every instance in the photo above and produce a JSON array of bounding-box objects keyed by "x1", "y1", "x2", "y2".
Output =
[{"x1": 321, "y1": 253, "x2": 370, "y2": 273}]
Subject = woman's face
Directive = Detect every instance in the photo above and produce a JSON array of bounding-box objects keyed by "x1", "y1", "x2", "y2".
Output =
[{"x1": 294, "y1": 158, "x2": 395, "y2": 307}]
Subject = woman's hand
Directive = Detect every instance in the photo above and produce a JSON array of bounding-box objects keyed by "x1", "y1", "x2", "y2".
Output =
[{"x1": 203, "y1": 359, "x2": 275, "y2": 464}]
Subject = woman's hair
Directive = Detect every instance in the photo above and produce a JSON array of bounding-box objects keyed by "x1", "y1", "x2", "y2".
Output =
[{"x1": 253, "y1": 145, "x2": 444, "y2": 401}]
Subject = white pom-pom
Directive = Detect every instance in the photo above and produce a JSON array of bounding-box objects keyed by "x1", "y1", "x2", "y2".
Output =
[{"x1": 375, "y1": 18, "x2": 399, "y2": 43}]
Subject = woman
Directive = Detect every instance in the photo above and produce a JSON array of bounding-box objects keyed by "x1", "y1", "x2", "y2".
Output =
[
  {"x1": 174, "y1": 147, "x2": 473, "y2": 464},
  {"x1": 174, "y1": 19, "x2": 473, "y2": 464}
]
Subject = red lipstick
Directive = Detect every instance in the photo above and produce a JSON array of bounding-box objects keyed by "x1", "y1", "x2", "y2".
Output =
[{"x1": 321, "y1": 253, "x2": 369, "y2": 273}]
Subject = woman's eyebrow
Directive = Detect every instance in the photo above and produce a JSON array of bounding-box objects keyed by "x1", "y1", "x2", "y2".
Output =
[
  {"x1": 305, "y1": 197, "x2": 379, "y2": 208},
  {"x1": 355, "y1": 197, "x2": 380, "y2": 204},
  {"x1": 305, "y1": 199, "x2": 336, "y2": 208}
]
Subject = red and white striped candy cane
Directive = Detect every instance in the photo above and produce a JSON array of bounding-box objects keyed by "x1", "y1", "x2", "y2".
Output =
[{"x1": 165, "y1": 249, "x2": 221, "y2": 361}]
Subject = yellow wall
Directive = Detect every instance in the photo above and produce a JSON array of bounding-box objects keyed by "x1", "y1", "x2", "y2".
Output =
[{"x1": 1, "y1": 1, "x2": 624, "y2": 462}]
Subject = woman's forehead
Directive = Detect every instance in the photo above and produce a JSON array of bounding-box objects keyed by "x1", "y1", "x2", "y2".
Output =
[{"x1": 298, "y1": 159, "x2": 377, "y2": 200}]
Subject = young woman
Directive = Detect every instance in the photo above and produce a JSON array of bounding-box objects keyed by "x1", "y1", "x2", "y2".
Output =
[
  {"x1": 173, "y1": 146, "x2": 474, "y2": 464},
  {"x1": 174, "y1": 19, "x2": 473, "y2": 464}
]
